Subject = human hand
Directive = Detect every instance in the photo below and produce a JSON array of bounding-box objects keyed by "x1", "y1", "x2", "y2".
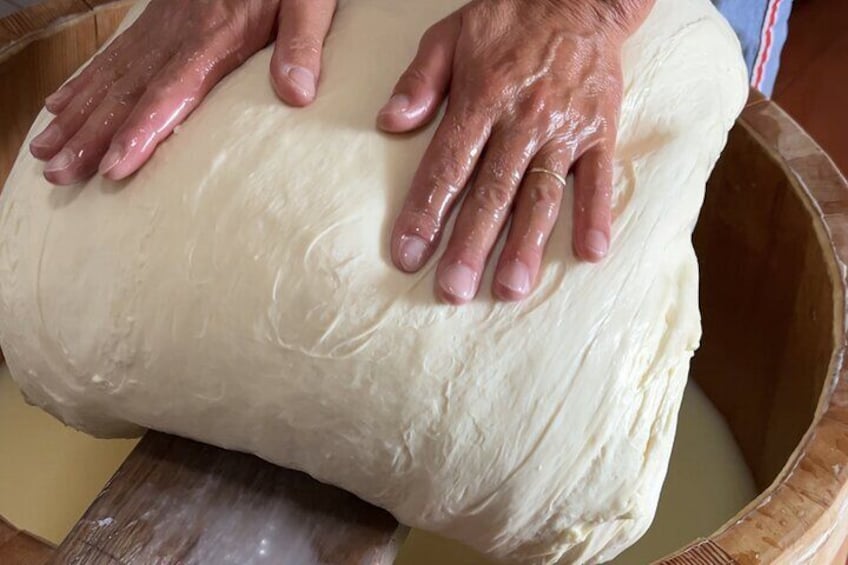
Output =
[
  {"x1": 30, "y1": 0, "x2": 336, "y2": 185},
  {"x1": 380, "y1": 0, "x2": 653, "y2": 303}
]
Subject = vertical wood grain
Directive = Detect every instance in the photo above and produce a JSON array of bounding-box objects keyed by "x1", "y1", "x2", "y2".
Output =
[
  {"x1": 0, "y1": 0, "x2": 131, "y2": 190},
  {"x1": 690, "y1": 118, "x2": 830, "y2": 488},
  {"x1": 90, "y1": 0, "x2": 132, "y2": 45},
  {"x1": 0, "y1": 7, "x2": 98, "y2": 188},
  {"x1": 681, "y1": 93, "x2": 848, "y2": 565}
]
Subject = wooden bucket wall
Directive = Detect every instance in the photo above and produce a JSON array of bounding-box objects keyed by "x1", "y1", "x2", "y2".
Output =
[{"x1": 2, "y1": 2, "x2": 848, "y2": 563}]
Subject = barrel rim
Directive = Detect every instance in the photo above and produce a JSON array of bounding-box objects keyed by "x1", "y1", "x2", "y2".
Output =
[
  {"x1": 661, "y1": 95, "x2": 848, "y2": 563},
  {"x1": 2, "y1": 2, "x2": 848, "y2": 563}
]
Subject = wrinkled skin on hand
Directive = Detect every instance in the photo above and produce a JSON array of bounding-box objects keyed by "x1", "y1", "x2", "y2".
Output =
[
  {"x1": 379, "y1": 0, "x2": 653, "y2": 303},
  {"x1": 31, "y1": 0, "x2": 654, "y2": 305},
  {"x1": 29, "y1": 0, "x2": 336, "y2": 185}
]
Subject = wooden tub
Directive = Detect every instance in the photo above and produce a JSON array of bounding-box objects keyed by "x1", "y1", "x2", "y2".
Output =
[{"x1": 1, "y1": 2, "x2": 848, "y2": 563}]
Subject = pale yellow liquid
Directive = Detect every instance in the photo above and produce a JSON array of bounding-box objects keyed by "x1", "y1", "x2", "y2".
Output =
[
  {"x1": 0, "y1": 364, "x2": 137, "y2": 543},
  {"x1": 396, "y1": 382, "x2": 757, "y2": 564},
  {"x1": 0, "y1": 364, "x2": 755, "y2": 562}
]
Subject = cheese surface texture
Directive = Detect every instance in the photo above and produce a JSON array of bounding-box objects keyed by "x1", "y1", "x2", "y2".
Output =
[{"x1": 0, "y1": 0, "x2": 747, "y2": 562}]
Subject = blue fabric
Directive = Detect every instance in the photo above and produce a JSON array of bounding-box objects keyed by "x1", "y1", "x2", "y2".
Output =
[{"x1": 713, "y1": 0, "x2": 793, "y2": 96}]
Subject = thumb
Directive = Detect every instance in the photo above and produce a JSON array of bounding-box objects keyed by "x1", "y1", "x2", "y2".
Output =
[
  {"x1": 271, "y1": 0, "x2": 337, "y2": 107},
  {"x1": 377, "y1": 15, "x2": 460, "y2": 133}
]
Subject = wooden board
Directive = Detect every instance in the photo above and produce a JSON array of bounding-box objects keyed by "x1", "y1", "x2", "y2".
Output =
[{"x1": 51, "y1": 432, "x2": 406, "y2": 564}]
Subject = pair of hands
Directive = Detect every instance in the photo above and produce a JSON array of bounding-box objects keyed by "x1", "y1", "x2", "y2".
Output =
[{"x1": 29, "y1": 0, "x2": 652, "y2": 304}]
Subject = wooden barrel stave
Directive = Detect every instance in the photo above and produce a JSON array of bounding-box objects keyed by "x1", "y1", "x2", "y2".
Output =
[{"x1": 2, "y1": 2, "x2": 848, "y2": 563}]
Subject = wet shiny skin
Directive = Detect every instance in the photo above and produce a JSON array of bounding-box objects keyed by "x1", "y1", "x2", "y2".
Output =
[
  {"x1": 29, "y1": 0, "x2": 335, "y2": 184},
  {"x1": 383, "y1": 0, "x2": 654, "y2": 305},
  {"x1": 29, "y1": 0, "x2": 653, "y2": 304}
]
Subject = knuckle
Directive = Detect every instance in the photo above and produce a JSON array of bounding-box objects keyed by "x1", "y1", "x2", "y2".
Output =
[
  {"x1": 522, "y1": 89, "x2": 551, "y2": 118},
  {"x1": 285, "y1": 34, "x2": 323, "y2": 57},
  {"x1": 448, "y1": 100, "x2": 493, "y2": 134},
  {"x1": 420, "y1": 24, "x2": 441, "y2": 45},
  {"x1": 473, "y1": 183, "x2": 513, "y2": 217},
  {"x1": 419, "y1": 16, "x2": 454, "y2": 46},
  {"x1": 596, "y1": 185, "x2": 613, "y2": 203},
  {"x1": 594, "y1": 116, "x2": 615, "y2": 137},
  {"x1": 104, "y1": 84, "x2": 135, "y2": 106},
  {"x1": 60, "y1": 139, "x2": 82, "y2": 156},
  {"x1": 527, "y1": 182, "x2": 561, "y2": 212},
  {"x1": 607, "y1": 86, "x2": 623, "y2": 108},
  {"x1": 483, "y1": 146, "x2": 525, "y2": 185},
  {"x1": 450, "y1": 250, "x2": 486, "y2": 271},
  {"x1": 422, "y1": 158, "x2": 467, "y2": 195},
  {"x1": 62, "y1": 138, "x2": 96, "y2": 166},
  {"x1": 114, "y1": 117, "x2": 152, "y2": 148},
  {"x1": 140, "y1": 85, "x2": 171, "y2": 110},
  {"x1": 452, "y1": 74, "x2": 500, "y2": 108},
  {"x1": 475, "y1": 82, "x2": 506, "y2": 107},
  {"x1": 89, "y1": 50, "x2": 114, "y2": 74},
  {"x1": 399, "y1": 206, "x2": 442, "y2": 239},
  {"x1": 578, "y1": 179, "x2": 611, "y2": 204},
  {"x1": 504, "y1": 243, "x2": 541, "y2": 268},
  {"x1": 577, "y1": 180, "x2": 599, "y2": 201},
  {"x1": 146, "y1": 71, "x2": 195, "y2": 103},
  {"x1": 399, "y1": 66, "x2": 430, "y2": 90}
]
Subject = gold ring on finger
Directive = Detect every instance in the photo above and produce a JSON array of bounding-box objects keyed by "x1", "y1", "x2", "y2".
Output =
[{"x1": 526, "y1": 167, "x2": 567, "y2": 188}]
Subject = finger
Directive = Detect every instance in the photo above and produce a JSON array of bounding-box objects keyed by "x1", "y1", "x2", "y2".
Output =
[
  {"x1": 270, "y1": 0, "x2": 337, "y2": 106},
  {"x1": 42, "y1": 70, "x2": 155, "y2": 185},
  {"x1": 493, "y1": 145, "x2": 569, "y2": 301},
  {"x1": 435, "y1": 130, "x2": 536, "y2": 304},
  {"x1": 391, "y1": 107, "x2": 491, "y2": 274},
  {"x1": 43, "y1": 49, "x2": 118, "y2": 115},
  {"x1": 43, "y1": 26, "x2": 139, "y2": 115},
  {"x1": 377, "y1": 15, "x2": 460, "y2": 133},
  {"x1": 30, "y1": 79, "x2": 113, "y2": 161},
  {"x1": 100, "y1": 43, "x2": 249, "y2": 181},
  {"x1": 32, "y1": 35, "x2": 149, "y2": 160},
  {"x1": 44, "y1": 74, "x2": 87, "y2": 115},
  {"x1": 572, "y1": 144, "x2": 614, "y2": 262}
]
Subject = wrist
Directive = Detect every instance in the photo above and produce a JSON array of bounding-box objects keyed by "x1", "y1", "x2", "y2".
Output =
[{"x1": 547, "y1": 0, "x2": 655, "y2": 40}]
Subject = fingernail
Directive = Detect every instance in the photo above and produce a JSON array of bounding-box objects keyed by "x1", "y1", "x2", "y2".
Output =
[
  {"x1": 380, "y1": 94, "x2": 410, "y2": 116},
  {"x1": 99, "y1": 146, "x2": 123, "y2": 175},
  {"x1": 585, "y1": 229, "x2": 609, "y2": 258},
  {"x1": 439, "y1": 263, "x2": 477, "y2": 302},
  {"x1": 497, "y1": 260, "x2": 531, "y2": 296},
  {"x1": 45, "y1": 88, "x2": 71, "y2": 110},
  {"x1": 31, "y1": 124, "x2": 62, "y2": 150},
  {"x1": 44, "y1": 148, "x2": 73, "y2": 173},
  {"x1": 399, "y1": 235, "x2": 428, "y2": 271},
  {"x1": 283, "y1": 65, "x2": 316, "y2": 99}
]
